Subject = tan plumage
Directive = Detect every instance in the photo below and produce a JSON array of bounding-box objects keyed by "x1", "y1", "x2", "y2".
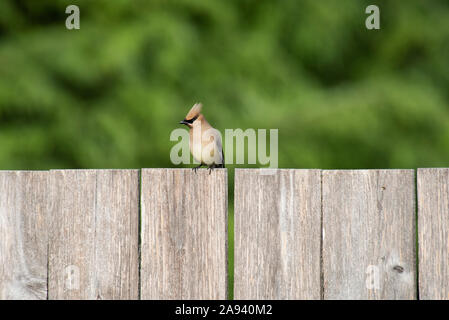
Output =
[
  {"x1": 180, "y1": 103, "x2": 224, "y2": 173},
  {"x1": 185, "y1": 102, "x2": 202, "y2": 120}
]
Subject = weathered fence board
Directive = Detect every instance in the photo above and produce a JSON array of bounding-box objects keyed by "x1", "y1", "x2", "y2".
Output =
[
  {"x1": 3, "y1": 168, "x2": 449, "y2": 300},
  {"x1": 234, "y1": 169, "x2": 321, "y2": 299},
  {"x1": 0, "y1": 171, "x2": 49, "y2": 300},
  {"x1": 140, "y1": 169, "x2": 228, "y2": 299},
  {"x1": 322, "y1": 170, "x2": 416, "y2": 300},
  {"x1": 417, "y1": 168, "x2": 449, "y2": 300},
  {"x1": 48, "y1": 170, "x2": 139, "y2": 300}
]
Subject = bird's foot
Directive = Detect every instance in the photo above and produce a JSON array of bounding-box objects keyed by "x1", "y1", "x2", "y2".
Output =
[{"x1": 192, "y1": 165, "x2": 202, "y2": 173}]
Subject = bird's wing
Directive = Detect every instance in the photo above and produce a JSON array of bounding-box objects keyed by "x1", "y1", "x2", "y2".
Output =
[{"x1": 200, "y1": 126, "x2": 225, "y2": 167}]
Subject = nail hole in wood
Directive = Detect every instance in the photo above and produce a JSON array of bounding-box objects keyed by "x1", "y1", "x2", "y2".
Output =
[{"x1": 393, "y1": 265, "x2": 404, "y2": 273}]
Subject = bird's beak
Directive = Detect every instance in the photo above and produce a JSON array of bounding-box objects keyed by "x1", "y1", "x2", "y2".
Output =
[{"x1": 179, "y1": 120, "x2": 189, "y2": 126}]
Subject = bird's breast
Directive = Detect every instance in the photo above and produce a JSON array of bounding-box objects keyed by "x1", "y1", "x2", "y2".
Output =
[
  {"x1": 190, "y1": 139, "x2": 203, "y2": 163},
  {"x1": 189, "y1": 128, "x2": 222, "y2": 165}
]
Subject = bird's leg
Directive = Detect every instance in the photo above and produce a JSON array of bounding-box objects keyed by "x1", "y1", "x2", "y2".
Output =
[
  {"x1": 192, "y1": 164, "x2": 203, "y2": 173},
  {"x1": 207, "y1": 164, "x2": 216, "y2": 175}
]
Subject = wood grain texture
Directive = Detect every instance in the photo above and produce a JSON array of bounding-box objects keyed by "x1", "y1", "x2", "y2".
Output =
[
  {"x1": 323, "y1": 170, "x2": 416, "y2": 300},
  {"x1": 140, "y1": 169, "x2": 228, "y2": 299},
  {"x1": 0, "y1": 171, "x2": 49, "y2": 300},
  {"x1": 48, "y1": 170, "x2": 139, "y2": 300},
  {"x1": 417, "y1": 168, "x2": 449, "y2": 299},
  {"x1": 234, "y1": 169, "x2": 321, "y2": 299}
]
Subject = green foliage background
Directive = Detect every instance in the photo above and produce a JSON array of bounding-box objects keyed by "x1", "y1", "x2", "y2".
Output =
[
  {"x1": 1, "y1": 0, "x2": 449, "y2": 298},
  {"x1": 1, "y1": 0, "x2": 449, "y2": 171}
]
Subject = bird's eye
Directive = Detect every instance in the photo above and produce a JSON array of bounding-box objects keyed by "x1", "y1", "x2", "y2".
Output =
[{"x1": 185, "y1": 115, "x2": 199, "y2": 124}]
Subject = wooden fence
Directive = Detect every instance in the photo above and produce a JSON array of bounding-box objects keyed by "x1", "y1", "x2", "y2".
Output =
[{"x1": 0, "y1": 168, "x2": 448, "y2": 300}]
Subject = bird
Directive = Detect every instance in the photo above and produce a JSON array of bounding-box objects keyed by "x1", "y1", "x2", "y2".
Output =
[{"x1": 179, "y1": 103, "x2": 225, "y2": 174}]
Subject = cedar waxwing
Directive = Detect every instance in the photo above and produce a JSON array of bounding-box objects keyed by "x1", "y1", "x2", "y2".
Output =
[{"x1": 179, "y1": 103, "x2": 225, "y2": 173}]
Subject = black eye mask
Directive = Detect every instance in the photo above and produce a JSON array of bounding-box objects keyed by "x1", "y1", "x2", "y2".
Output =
[{"x1": 184, "y1": 115, "x2": 199, "y2": 124}]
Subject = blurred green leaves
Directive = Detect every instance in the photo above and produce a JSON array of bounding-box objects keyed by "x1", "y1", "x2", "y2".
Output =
[{"x1": 0, "y1": 0, "x2": 448, "y2": 170}]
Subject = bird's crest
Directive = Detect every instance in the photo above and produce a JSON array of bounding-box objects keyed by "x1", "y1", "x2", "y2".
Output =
[{"x1": 185, "y1": 103, "x2": 202, "y2": 120}]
